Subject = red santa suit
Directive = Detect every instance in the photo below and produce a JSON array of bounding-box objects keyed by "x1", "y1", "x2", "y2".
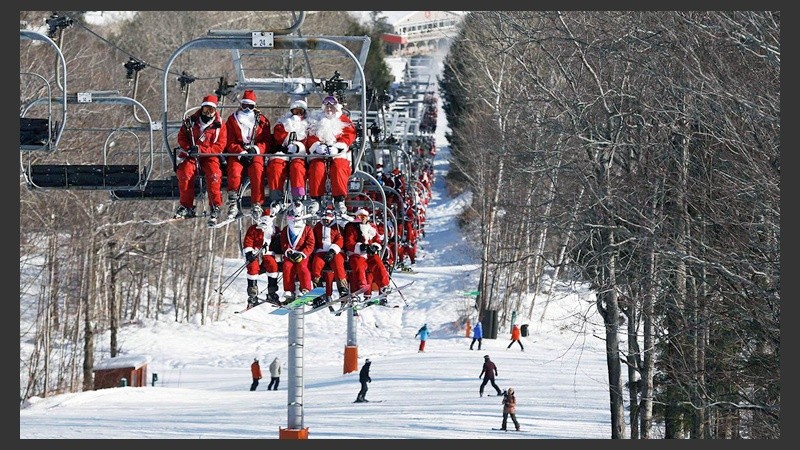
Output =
[
  {"x1": 278, "y1": 215, "x2": 315, "y2": 294},
  {"x1": 224, "y1": 94, "x2": 273, "y2": 208},
  {"x1": 309, "y1": 213, "x2": 347, "y2": 297},
  {"x1": 176, "y1": 99, "x2": 227, "y2": 209},
  {"x1": 270, "y1": 99, "x2": 309, "y2": 202},
  {"x1": 305, "y1": 101, "x2": 357, "y2": 199},
  {"x1": 343, "y1": 211, "x2": 390, "y2": 295},
  {"x1": 402, "y1": 204, "x2": 419, "y2": 265},
  {"x1": 242, "y1": 214, "x2": 279, "y2": 281}
]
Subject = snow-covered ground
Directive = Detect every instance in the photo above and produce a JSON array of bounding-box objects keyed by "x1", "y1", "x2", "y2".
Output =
[{"x1": 20, "y1": 55, "x2": 612, "y2": 440}]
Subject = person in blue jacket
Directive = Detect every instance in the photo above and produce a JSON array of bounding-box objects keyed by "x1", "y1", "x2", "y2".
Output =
[
  {"x1": 470, "y1": 320, "x2": 483, "y2": 350},
  {"x1": 415, "y1": 323, "x2": 429, "y2": 352}
]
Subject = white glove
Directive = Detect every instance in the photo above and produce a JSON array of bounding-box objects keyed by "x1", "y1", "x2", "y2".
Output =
[
  {"x1": 332, "y1": 142, "x2": 348, "y2": 153},
  {"x1": 286, "y1": 143, "x2": 299, "y2": 154},
  {"x1": 313, "y1": 144, "x2": 330, "y2": 155}
]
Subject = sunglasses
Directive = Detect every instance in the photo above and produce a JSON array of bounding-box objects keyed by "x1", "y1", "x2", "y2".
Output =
[{"x1": 241, "y1": 104, "x2": 255, "y2": 110}]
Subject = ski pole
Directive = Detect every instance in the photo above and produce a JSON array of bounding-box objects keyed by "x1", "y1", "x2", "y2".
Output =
[
  {"x1": 216, "y1": 245, "x2": 267, "y2": 294},
  {"x1": 216, "y1": 260, "x2": 247, "y2": 294},
  {"x1": 390, "y1": 276, "x2": 409, "y2": 307}
]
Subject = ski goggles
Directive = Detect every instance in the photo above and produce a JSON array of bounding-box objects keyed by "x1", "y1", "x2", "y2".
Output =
[
  {"x1": 322, "y1": 96, "x2": 338, "y2": 106},
  {"x1": 241, "y1": 103, "x2": 255, "y2": 110}
]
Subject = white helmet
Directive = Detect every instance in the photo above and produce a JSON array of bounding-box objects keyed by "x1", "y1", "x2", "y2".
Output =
[
  {"x1": 258, "y1": 214, "x2": 273, "y2": 227},
  {"x1": 287, "y1": 201, "x2": 306, "y2": 218},
  {"x1": 289, "y1": 99, "x2": 307, "y2": 112}
]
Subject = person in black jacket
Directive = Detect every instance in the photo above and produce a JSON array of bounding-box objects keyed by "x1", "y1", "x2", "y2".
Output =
[
  {"x1": 479, "y1": 354, "x2": 502, "y2": 397},
  {"x1": 355, "y1": 358, "x2": 372, "y2": 402}
]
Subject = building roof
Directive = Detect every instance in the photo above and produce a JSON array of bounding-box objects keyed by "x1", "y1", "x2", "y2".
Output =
[
  {"x1": 394, "y1": 11, "x2": 464, "y2": 28},
  {"x1": 93, "y1": 354, "x2": 151, "y2": 370}
]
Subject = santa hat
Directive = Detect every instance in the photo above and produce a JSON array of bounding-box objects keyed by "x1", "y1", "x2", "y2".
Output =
[
  {"x1": 354, "y1": 208, "x2": 370, "y2": 217},
  {"x1": 201, "y1": 95, "x2": 218, "y2": 108},
  {"x1": 289, "y1": 99, "x2": 307, "y2": 111},
  {"x1": 323, "y1": 207, "x2": 335, "y2": 219},
  {"x1": 241, "y1": 90, "x2": 256, "y2": 105}
]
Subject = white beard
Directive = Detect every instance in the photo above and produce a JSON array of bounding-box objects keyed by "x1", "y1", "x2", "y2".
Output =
[
  {"x1": 236, "y1": 110, "x2": 256, "y2": 143},
  {"x1": 290, "y1": 219, "x2": 306, "y2": 236},
  {"x1": 359, "y1": 223, "x2": 376, "y2": 241},
  {"x1": 280, "y1": 114, "x2": 308, "y2": 139},
  {"x1": 312, "y1": 115, "x2": 346, "y2": 145}
]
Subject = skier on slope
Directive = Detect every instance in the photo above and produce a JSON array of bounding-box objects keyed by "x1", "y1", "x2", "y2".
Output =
[
  {"x1": 414, "y1": 323, "x2": 429, "y2": 352},
  {"x1": 470, "y1": 320, "x2": 483, "y2": 351},
  {"x1": 355, "y1": 358, "x2": 372, "y2": 402},
  {"x1": 500, "y1": 387, "x2": 520, "y2": 431},
  {"x1": 250, "y1": 358, "x2": 262, "y2": 391},
  {"x1": 479, "y1": 354, "x2": 503, "y2": 397}
]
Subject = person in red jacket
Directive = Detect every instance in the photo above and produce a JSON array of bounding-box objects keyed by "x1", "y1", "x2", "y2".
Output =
[
  {"x1": 277, "y1": 202, "x2": 315, "y2": 302},
  {"x1": 343, "y1": 208, "x2": 390, "y2": 301},
  {"x1": 270, "y1": 99, "x2": 309, "y2": 206},
  {"x1": 223, "y1": 90, "x2": 273, "y2": 220},
  {"x1": 175, "y1": 94, "x2": 228, "y2": 226},
  {"x1": 305, "y1": 96, "x2": 357, "y2": 214},
  {"x1": 242, "y1": 210, "x2": 280, "y2": 308},
  {"x1": 401, "y1": 203, "x2": 419, "y2": 266},
  {"x1": 250, "y1": 358, "x2": 262, "y2": 391},
  {"x1": 309, "y1": 207, "x2": 349, "y2": 306},
  {"x1": 507, "y1": 324, "x2": 524, "y2": 351}
]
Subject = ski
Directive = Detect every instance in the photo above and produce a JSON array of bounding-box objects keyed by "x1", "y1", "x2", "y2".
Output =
[
  {"x1": 234, "y1": 297, "x2": 281, "y2": 314},
  {"x1": 352, "y1": 400, "x2": 384, "y2": 403},
  {"x1": 491, "y1": 428, "x2": 527, "y2": 432},
  {"x1": 397, "y1": 264, "x2": 418, "y2": 274},
  {"x1": 143, "y1": 214, "x2": 207, "y2": 226},
  {"x1": 208, "y1": 212, "x2": 244, "y2": 229},
  {"x1": 269, "y1": 287, "x2": 327, "y2": 315},
  {"x1": 304, "y1": 287, "x2": 368, "y2": 316},
  {"x1": 350, "y1": 281, "x2": 415, "y2": 311}
]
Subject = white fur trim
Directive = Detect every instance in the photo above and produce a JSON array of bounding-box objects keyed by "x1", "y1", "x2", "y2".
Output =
[{"x1": 289, "y1": 99, "x2": 307, "y2": 111}]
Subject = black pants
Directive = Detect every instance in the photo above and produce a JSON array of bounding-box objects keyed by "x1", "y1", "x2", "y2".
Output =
[
  {"x1": 507, "y1": 339, "x2": 524, "y2": 351},
  {"x1": 480, "y1": 377, "x2": 501, "y2": 396},
  {"x1": 267, "y1": 377, "x2": 280, "y2": 390},
  {"x1": 357, "y1": 380, "x2": 369, "y2": 401},
  {"x1": 250, "y1": 378, "x2": 259, "y2": 391},
  {"x1": 502, "y1": 412, "x2": 520, "y2": 430},
  {"x1": 470, "y1": 338, "x2": 482, "y2": 350}
]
